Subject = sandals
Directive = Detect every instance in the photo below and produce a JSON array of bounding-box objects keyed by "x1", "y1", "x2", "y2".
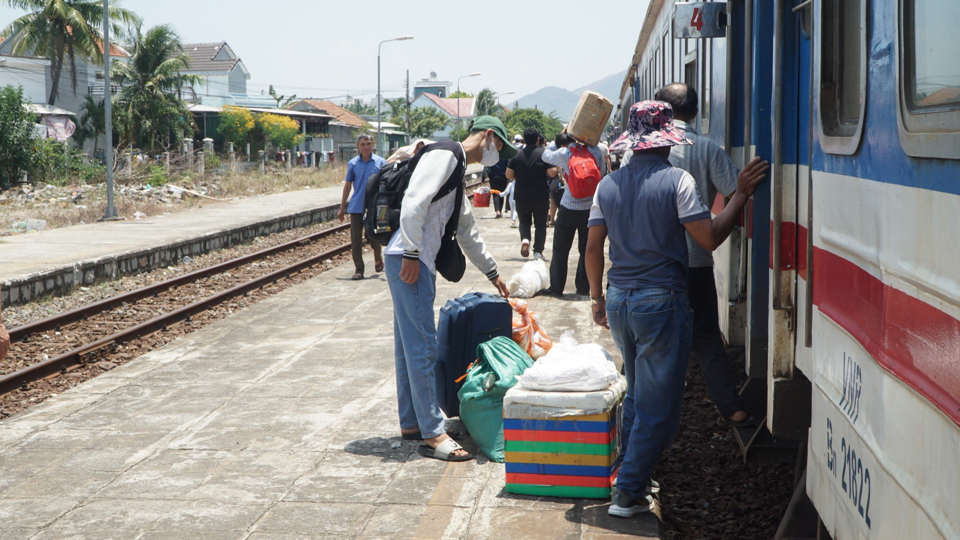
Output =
[
  {"x1": 351, "y1": 273, "x2": 363, "y2": 281},
  {"x1": 375, "y1": 260, "x2": 384, "y2": 273},
  {"x1": 417, "y1": 439, "x2": 473, "y2": 462},
  {"x1": 400, "y1": 429, "x2": 462, "y2": 441}
]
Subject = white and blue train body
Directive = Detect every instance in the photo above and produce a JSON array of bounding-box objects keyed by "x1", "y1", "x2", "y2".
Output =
[{"x1": 615, "y1": 1, "x2": 959, "y2": 538}]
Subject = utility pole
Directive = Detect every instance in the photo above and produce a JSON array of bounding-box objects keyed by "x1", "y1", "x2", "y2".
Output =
[
  {"x1": 99, "y1": 0, "x2": 118, "y2": 221},
  {"x1": 378, "y1": 36, "x2": 414, "y2": 155},
  {"x1": 405, "y1": 69, "x2": 411, "y2": 136}
]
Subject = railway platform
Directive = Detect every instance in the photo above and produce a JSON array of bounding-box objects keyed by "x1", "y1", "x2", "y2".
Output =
[
  {"x1": 0, "y1": 185, "x2": 344, "y2": 307},
  {"x1": 0, "y1": 210, "x2": 662, "y2": 540}
]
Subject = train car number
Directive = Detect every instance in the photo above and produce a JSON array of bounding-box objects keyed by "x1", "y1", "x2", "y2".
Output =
[
  {"x1": 826, "y1": 417, "x2": 873, "y2": 529},
  {"x1": 839, "y1": 352, "x2": 862, "y2": 424}
]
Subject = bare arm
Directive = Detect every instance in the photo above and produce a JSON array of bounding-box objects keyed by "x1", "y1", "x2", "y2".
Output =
[
  {"x1": 0, "y1": 286, "x2": 9, "y2": 361},
  {"x1": 684, "y1": 156, "x2": 770, "y2": 251},
  {"x1": 546, "y1": 166, "x2": 559, "y2": 178},
  {"x1": 505, "y1": 167, "x2": 515, "y2": 180},
  {"x1": 586, "y1": 225, "x2": 609, "y2": 329},
  {"x1": 338, "y1": 181, "x2": 352, "y2": 222}
]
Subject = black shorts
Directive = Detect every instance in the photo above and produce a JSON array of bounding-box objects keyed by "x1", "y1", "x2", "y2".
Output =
[{"x1": 549, "y1": 178, "x2": 564, "y2": 206}]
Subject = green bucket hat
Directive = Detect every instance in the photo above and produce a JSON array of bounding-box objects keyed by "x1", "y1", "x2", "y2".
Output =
[{"x1": 470, "y1": 116, "x2": 518, "y2": 159}]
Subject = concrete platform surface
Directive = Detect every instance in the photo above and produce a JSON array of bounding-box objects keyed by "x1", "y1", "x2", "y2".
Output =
[
  {"x1": 0, "y1": 186, "x2": 345, "y2": 307},
  {"x1": 0, "y1": 208, "x2": 662, "y2": 540}
]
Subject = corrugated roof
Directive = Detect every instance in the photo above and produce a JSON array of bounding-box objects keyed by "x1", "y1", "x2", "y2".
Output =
[
  {"x1": 181, "y1": 42, "x2": 239, "y2": 73},
  {"x1": 289, "y1": 99, "x2": 367, "y2": 128},
  {"x1": 244, "y1": 107, "x2": 334, "y2": 120},
  {"x1": 420, "y1": 93, "x2": 474, "y2": 119}
]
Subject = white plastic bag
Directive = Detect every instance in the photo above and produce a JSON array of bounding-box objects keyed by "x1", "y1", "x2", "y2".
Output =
[
  {"x1": 506, "y1": 259, "x2": 551, "y2": 298},
  {"x1": 516, "y1": 331, "x2": 622, "y2": 392}
]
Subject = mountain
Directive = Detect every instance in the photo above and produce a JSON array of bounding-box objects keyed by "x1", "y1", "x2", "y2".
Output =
[{"x1": 512, "y1": 69, "x2": 627, "y2": 122}]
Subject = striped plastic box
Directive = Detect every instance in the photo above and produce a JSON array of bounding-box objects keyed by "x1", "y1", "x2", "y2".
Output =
[{"x1": 502, "y1": 380, "x2": 626, "y2": 499}]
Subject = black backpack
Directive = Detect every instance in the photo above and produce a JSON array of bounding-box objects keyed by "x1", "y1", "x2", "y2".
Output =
[{"x1": 362, "y1": 142, "x2": 467, "y2": 281}]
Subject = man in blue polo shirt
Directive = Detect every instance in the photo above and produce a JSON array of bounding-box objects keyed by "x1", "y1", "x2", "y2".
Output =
[
  {"x1": 338, "y1": 133, "x2": 386, "y2": 280},
  {"x1": 585, "y1": 101, "x2": 769, "y2": 518}
]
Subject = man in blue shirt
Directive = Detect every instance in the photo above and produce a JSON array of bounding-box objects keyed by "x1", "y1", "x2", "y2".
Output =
[
  {"x1": 586, "y1": 101, "x2": 769, "y2": 518},
  {"x1": 338, "y1": 133, "x2": 387, "y2": 280}
]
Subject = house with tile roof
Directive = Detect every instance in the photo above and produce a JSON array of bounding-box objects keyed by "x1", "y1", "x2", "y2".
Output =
[
  {"x1": 179, "y1": 42, "x2": 273, "y2": 108},
  {"x1": 0, "y1": 31, "x2": 130, "y2": 115},
  {"x1": 409, "y1": 92, "x2": 476, "y2": 140},
  {"x1": 286, "y1": 99, "x2": 398, "y2": 160}
]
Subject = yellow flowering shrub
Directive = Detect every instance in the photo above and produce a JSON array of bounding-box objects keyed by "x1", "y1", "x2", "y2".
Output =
[
  {"x1": 218, "y1": 105, "x2": 256, "y2": 145},
  {"x1": 258, "y1": 113, "x2": 305, "y2": 150}
]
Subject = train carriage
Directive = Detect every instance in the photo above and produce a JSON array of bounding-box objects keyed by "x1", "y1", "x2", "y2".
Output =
[{"x1": 615, "y1": 1, "x2": 960, "y2": 538}]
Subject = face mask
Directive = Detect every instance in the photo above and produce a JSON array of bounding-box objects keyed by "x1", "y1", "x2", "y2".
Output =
[{"x1": 480, "y1": 135, "x2": 500, "y2": 166}]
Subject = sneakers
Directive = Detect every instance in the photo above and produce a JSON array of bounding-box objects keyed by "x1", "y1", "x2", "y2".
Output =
[
  {"x1": 608, "y1": 488, "x2": 655, "y2": 518},
  {"x1": 612, "y1": 477, "x2": 660, "y2": 495},
  {"x1": 520, "y1": 239, "x2": 530, "y2": 258},
  {"x1": 533, "y1": 252, "x2": 545, "y2": 261},
  {"x1": 510, "y1": 221, "x2": 519, "y2": 228}
]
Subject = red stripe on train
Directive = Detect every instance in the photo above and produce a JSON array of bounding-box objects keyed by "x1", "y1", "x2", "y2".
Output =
[
  {"x1": 763, "y1": 221, "x2": 960, "y2": 424},
  {"x1": 812, "y1": 243, "x2": 960, "y2": 426}
]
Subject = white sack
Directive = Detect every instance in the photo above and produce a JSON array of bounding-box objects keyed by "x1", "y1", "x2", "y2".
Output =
[
  {"x1": 506, "y1": 259, "x2": 551, "y2": 298},
  {"x1": 516, "y1": 331, "x2": 622, "y2": 392}
]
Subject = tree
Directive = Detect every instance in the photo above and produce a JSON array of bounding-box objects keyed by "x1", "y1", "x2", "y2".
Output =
[
  {"x1": 502, "y1": 107, "x2": 566, "y2": 142},
  {"x1": 344, "y1": 98, "x2": 375, "y2": 116},
  {"x1": 73, "y1": 94, "x2": 105, "y2": 154},
  {"x1": 111, "y1": 24, "x2": 198, "y2": 151},
  {"x1": 258, "y1": 113, "x2": 304, "y2": 150},
  {"x1": 0, "y1": 85, "x2": 37, "y2": 188},
  {"x1": 0, "y1": 0, "x2": 139, "y2": 106},
  {"x1": 474, "y1": 88, "x2": 499, "y2": 117},
  {"x1": 448, "y1": 90, "x2": 473, "y2": 99},
  {"x1": 218, "y1": 105, "x2": 255, "y2": 146},
  {"x1": 383, "y1": 97, "x2": 407, "y2": 126},
  {"x1": 408, "y1": 106, "x2": 449, "y2": 139},
  {"x1": 267, "y1": 85, "x2": 297, "y2": 109}
]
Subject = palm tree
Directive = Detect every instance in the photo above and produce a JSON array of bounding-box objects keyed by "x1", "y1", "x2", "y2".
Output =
[
  {"x1": 0, "y1": 0, "x2": 139, "y2": 105},
  {"x1": 73, "y1": 94, "x2": 105, "y2": 153},
  {"x1": 384, "y1": 97, "x2": 407, "y2": 126},
  {"x1": 111, "y1": 24, "x2": 199, "y2": 151},
  {"x1": 474, "y1": 88, "x2": 498, "y2": 117}
]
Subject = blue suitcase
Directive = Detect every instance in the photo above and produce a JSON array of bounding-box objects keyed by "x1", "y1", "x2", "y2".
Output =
[{"x1": 436, "y1": 292, "x2": 512, "y2": 417}]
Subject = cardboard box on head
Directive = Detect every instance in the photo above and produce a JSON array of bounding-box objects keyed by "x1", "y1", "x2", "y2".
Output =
[{"x1": 566, "y1": 91, "x2": 614, "y2": 146}]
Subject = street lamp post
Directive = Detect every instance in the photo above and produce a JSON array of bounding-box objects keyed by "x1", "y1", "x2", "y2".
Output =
[
  {"x1": 99, "y1": 0, "x2": 118, "y2": 221},
  {"x1": 456, "y1": 73, "x2": 481, "y2": 141},
  {"x1": 378, "y1": 36, "x2": 413, "y2": 155},
  {"x1": 498, "y1": 91, "x2": 516, "y2": 109}
]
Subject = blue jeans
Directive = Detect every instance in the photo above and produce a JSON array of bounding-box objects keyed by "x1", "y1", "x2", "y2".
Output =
[
  {"x1": 385, "y1": 255, "x2": 446, "y2": 439},
  {"x1": 606, "y1": 285, "x2": 694, "y2": 500}
]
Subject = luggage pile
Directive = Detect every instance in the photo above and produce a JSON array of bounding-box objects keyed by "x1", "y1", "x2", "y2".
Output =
[{"x1": 437, "y1": 292, "x2": 627, "y2": 499}]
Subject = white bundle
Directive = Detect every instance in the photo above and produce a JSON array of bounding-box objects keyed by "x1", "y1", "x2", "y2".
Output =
[
  {"x1": 517, "y1": 331, "x2": 622, "y2": 392},
  {"x1": 506, "y1": 259, "x2": 551, "y2": 298}
]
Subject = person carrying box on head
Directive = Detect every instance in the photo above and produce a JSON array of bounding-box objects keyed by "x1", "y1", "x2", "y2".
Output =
[{"x1": 585, "y1": 101, "x2": 769, "y2": 517}]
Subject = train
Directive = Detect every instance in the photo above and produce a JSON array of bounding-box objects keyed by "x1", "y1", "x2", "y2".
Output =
[{"x1": 612, "y1": 1, "x2": 959, "y2": 538}]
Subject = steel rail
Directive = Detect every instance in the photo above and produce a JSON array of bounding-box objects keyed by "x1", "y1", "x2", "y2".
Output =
[
  {"x1": 3, "y1": 178, "x2": 488, "y2": 396},
  {"x1": 0, "y1": 242, "x2": 352, "y2": 396},
  {"x1": 9, "y1": 223, "x2": 350, "y2": 343}
]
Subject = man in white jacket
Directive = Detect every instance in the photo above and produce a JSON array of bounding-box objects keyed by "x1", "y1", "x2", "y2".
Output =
[{"x1": 384, "y1": 116, "x2": 515, "y2": 461}]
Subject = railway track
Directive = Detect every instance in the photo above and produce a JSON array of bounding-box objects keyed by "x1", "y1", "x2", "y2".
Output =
[{"x1": 0, "y1": 180, "x2": 486, "y2": 415}]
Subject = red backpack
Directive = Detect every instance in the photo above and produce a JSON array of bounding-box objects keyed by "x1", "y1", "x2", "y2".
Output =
[{"x1": 566, "y1": 144, "x2": 602, "y2": 199}]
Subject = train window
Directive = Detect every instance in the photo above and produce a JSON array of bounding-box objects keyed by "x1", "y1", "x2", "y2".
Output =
[
  {"x1": 702, "y1": 41, "x2": 712, "y2": 134},
  {"x1": 662, "y1": 32, "x2": 669, "y2": 86},
  {"x1": 896, "y1": 0, "x2": 960, "y2": 159},
  {"x1": 817, "y1": 0, "x2": 867, "y2": 154}
]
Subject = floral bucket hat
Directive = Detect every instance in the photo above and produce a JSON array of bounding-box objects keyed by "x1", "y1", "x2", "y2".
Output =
[{"x1": 610, "y1": 100, "x2": 693, "y2": 152}]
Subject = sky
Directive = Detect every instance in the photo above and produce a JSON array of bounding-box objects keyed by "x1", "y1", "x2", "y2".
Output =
[{"x1": 0, "y1": 0, "x2": 650, "y2": 102}]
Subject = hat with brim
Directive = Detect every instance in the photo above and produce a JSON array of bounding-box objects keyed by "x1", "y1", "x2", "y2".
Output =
[
  {"x1": 471, "y1": 115, "x2": 518, "y2": 159},
  {"x1": 609, "y1": 101, "x2": 693, "y2": 153}
]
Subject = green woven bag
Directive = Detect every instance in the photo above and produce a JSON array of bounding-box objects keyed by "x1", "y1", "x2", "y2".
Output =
[{"x1": 458, "y1": 336, "x2": 535, "y2": 462}]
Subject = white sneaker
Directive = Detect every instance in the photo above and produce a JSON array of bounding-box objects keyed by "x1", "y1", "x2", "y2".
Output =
[
  {"x1": 533, "y1": 252, "x2": 545, "y2": 261},
  {"x1": 608, "y1": 489, "x2": 655, "y2": 518},
  {"x1": 520, "y1": 239, "x2": 530, "y2": 258}
]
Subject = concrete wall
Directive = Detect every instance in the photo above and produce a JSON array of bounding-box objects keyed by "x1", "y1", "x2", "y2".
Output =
[{"x1": 0, "y1": 57, "x2": 49, "y2": 104}]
